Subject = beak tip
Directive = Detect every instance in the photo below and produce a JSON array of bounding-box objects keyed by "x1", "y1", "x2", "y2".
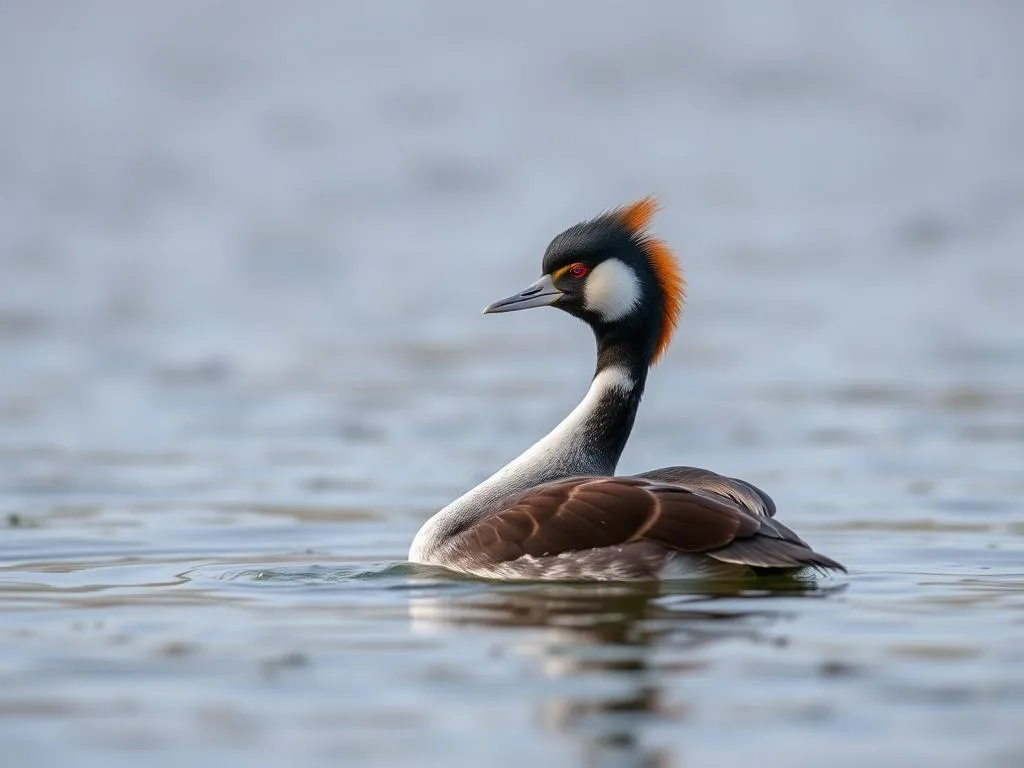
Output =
[{"x1": 482, "y1": 275, "x2": 562, "y2": 315}]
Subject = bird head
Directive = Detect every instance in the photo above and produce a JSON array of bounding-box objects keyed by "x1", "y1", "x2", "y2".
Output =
[{"x1": 484, "y1": 197, "x2": 685, "y2": 366}]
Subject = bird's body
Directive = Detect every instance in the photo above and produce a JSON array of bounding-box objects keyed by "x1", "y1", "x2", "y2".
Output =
[{"x1": 409, "y1": 198, "x2": 844, "y2": 580}]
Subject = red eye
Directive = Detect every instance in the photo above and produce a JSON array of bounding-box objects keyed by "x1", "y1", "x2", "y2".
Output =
[{"x1": 568, "y1": 263, "x2": 589, "y2": 279}]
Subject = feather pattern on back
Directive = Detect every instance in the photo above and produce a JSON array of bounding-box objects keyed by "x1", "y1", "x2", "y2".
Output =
[{"x1": 444, "y1": 471, "x2": 844, "y2": 580}]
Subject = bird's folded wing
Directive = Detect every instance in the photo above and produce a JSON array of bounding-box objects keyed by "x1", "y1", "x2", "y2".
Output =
[
  {"x1": 634, "y1": 466, "x2": 777, "y2": 518},
  {"x1": 456, "y1": 475, "x2": 844, "y2": 572}
]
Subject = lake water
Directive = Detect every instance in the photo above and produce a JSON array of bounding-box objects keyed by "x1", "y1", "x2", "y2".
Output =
[{"x1": 2, "y1": 2, "x2": 1023, "y2": 766}]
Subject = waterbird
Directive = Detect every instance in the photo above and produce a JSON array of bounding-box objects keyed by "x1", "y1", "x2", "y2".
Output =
[{"x1": 409, "y1": 198, "x2": 844, "y2": 580}]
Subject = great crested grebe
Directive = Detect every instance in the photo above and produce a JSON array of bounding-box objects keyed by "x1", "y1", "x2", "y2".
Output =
[{"x1": 409, "y1": 198, "x2": 844, "y2": 580}]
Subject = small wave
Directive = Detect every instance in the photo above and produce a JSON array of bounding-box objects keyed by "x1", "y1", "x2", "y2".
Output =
[{"x1": 182, "y1": 560, "x2": 413, "y2": 587}]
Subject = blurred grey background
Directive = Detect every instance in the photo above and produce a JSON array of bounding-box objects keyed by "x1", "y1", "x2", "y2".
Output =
[
  {"x1": 3, "y1": 3, "x2": 1021, "y2": 442},
  {"x1": 3, "y1": 0, "x2": 1022, "y2": 513}
]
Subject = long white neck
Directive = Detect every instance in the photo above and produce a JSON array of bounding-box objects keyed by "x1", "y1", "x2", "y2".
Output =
[{"x1": 409, "y1": 365, "x2": 640, "y2": 563}]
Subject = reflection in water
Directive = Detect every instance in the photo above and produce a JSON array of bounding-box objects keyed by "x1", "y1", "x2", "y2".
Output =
[{"x1": 411, "y1": 578, "x2": 828, "y2": 766}]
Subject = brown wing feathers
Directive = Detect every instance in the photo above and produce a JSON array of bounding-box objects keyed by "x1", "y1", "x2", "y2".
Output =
[
  {"x1": 483, "y1": 480, "x2": 646, "y2": 558},
  {"x1": 636, "y1": 466, "x2": 778, "y2": 518},
  {"x1": 458, "y1": 474, "x2": 844, "y2": 572}
]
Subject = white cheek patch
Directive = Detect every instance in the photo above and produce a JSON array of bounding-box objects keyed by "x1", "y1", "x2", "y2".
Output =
[{"x1": 583, "y1": 258, "x2": 640, "y2": 322}]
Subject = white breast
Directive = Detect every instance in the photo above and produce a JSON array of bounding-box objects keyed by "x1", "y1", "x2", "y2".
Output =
[{"x1": 408, "y1": 366, "x2": 635, "y2": 564}]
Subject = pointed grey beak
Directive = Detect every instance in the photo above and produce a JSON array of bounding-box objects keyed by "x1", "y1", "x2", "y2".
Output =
[{"x1": 483, "y1": 274, "x2": 563, "y2": 314}]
